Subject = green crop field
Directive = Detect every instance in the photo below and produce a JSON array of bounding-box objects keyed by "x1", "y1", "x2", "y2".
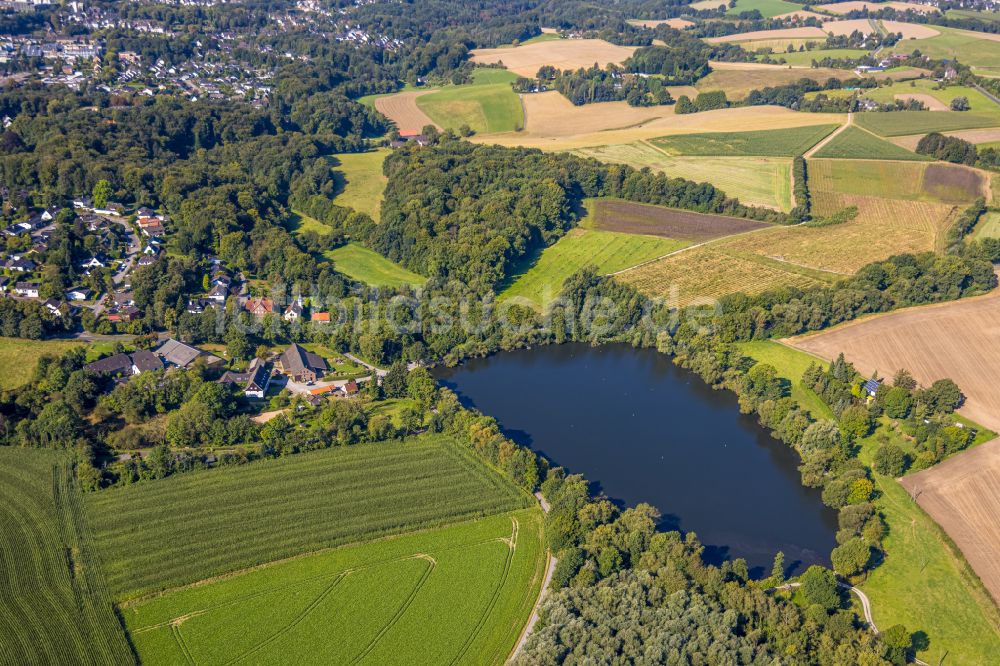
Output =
[
  {"x1": 859, "y1": 474, "x2": 1000, "y2": 666},
  {"x1": 650, "y1": 124, "x2": 837, "y2": 157},
  {"x1": 862, "y1": 80, "x2": 1000, "y2": 118},
  {"x1": 0, "y1": 338, "x2": 89, "y2": 390},
  {"x1": 574, "y1": 142, "x2": 793, "y2": 210},
  {"x1": 416, "y1": 69, "x2": 523, "y2": 134},
  {"x1": 855, "y1": 111, "x2": 1000, "y2": 137},
  {"x1": 811, "y1": 125, "x2": 930, "y2": 160},
  {"x1": 331, "y1": 149, "x2": 390, "y2": 220},
  {"x1": 888, "y1": 26, "x2": 1000, "y2": 72},
  {"x1": 85, "y1": 435, "x2": 532, "y2": 600},
  {"x1": 725, "y1": 0, "x2": 804, "y2": 18},
  {"x1": 808, "y1": 159, "x2": 984, "y2": 205},
  {"x1": 973, "y1": 210, "x2": 1000, "y2": 239},
  {"x1": 324, "y1": 243, "x2": 428, "y2": 288},
  {"x1": 500, "y1": 228, "x2": 687, "y2": 310},
  {"x1": 123, "y1": 508, "x2": 544, "y2": 666},
  {"x1": 0, "y1": 448, "x2": 133, "y2": 665},
  {"x1": 769, "y1": 48, "x2": 870, "y2": 66}
]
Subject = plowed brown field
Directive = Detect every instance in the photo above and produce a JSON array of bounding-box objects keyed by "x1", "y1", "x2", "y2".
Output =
[{"x1": 373, "y1": 91, "x2": 440, "y2": 133}]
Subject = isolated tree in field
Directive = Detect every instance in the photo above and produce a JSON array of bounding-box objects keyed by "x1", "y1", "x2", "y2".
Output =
[
  {"x1": 882, "y1": 386, "x2": 913, "y2": 419},
  {"x1": 880, "y1": 624, "x2": 914, "y2": 665},
  {"x1": 92, "y1": 179, "x2": 112, "y2": 208},
  {"x1": 831, "y1": 537, "x2": 871, "y2": 576},
  {"x1": 950, "y1": 96, "x2": 970, "y2": 111},
  {"x1": 873, "y1": 443, "x2": 908, "y2": 476},
  {"x1": 799, "y1": 565, "x2": 840, "y2": 611}
]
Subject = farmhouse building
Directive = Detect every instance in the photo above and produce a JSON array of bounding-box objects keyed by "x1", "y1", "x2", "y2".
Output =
[
  {"x1": 276, "y1": 343, "x2": 328, "y2": 383},
  {"x1": 218, "y1": 357, "x2": 271, "y2": 399},
  {"x1": 156, "y1": 338, "x2": 221, "y2": 369},
  {"x1": 85, "y1": 349, "x2": 162, "y2": 376},
  {"x1": 245, "y1": 297, "x2": 274, "y2": 319}
]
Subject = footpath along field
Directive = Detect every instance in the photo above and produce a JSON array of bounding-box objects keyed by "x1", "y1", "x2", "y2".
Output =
[
  {"x1": 0, "y1": 448, "x2": 133, "y2": 665},
  {"x1": 123, "y1": 509, "x2": 545, "y2": 666},
  {"x1": 85, "y1": 435, "x2": 533, "y2": 600}
]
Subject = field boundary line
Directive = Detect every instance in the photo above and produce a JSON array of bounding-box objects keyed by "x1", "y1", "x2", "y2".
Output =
[
  {"x1": 804, "y1": 113, "x2": 852, "y2": 159},
  {"x1": 348, "y1": 555, "x2": 437, "y2": 665},
  {"x1": 171, "y1": 623, "x2": 196, "y2": 666}
]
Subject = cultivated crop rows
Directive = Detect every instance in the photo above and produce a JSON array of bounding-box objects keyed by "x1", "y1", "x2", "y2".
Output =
[
  {"x1": 86, "y1": 435, "x2": 532, "y2": 601},
  {"x1": 0, "y1": 448, "x2": 132, "y2": 666}
]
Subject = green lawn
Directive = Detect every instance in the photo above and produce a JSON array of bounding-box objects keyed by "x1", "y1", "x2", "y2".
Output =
[
  {"x1": 324, "y1": 243, "x2": 428, "y2": 289},
  {"x1": 416, "y1": 69, "x2": 524, "y2": 134},
  {"x1": 650, "y1": 124, "x2": 838, "y2": 157},
  {"x1": 287, "y1": 209, "x2": 333, "y2": 235},
  {"x1": 0, "y1": 337, "x2": 91, "y2": 390},
  {"x1": 0, "y1": 448, "x2": 133, "y2": 664},
  {"x1": 298, "y1": 343, "x2": 367, "y2": 379},
  {"x1": 123, "y1": 508, "x2": 544, "y2": 666},
  {"x1": 860, "y1": 475, "x2": 1000, "y2": 666},
  {"x1": 331, "y1": 149, "x2": 390, "y2": 220},
  {"x1": 500, "y1": 228, "x2": 688, "y2": 310},
  {"x1": 725, "y1": 0, "x2": 804, "y2": 18},
  {"x1": 85, "y1": 435, "x2": 532, "y2": 601},
  {"x1": 811, "y1": 125, "x2": 930, "y2": 161},
  {"x1": 736, "y1": 341, "x2": 833, "y2": 419}
]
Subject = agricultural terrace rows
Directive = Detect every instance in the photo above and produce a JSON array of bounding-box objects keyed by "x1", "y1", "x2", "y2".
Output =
[
  {"x1": 573, "y1": 143, "x2": 792, "y2": 210},
  {"x1": 85, "y1": 435, "x2": 532, "y2": 601},
  {"x1": 500, "y1": 228, "x2": 688, "y2": 311},
  {"x1": 812, "y1": 126, "x2": 931, "y2": 161},
  {"x1": 124, "y1": 509, "x2": 545, "y2": 666},
  {"x1": 374, "y1": 91, "x2": 439, "y2": 134},
  {"x1": 650, "y1": 125, "x2": 837, "y2": 157},
  {"x1": 0, "y1": 448, "x2": 132, "y2": 666}
]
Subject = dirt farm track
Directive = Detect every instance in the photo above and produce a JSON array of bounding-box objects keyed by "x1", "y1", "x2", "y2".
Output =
[
  {"x1": 786, "y1": 282, "x2": 1000, "y2": 433},
  {"x1": 900, "y1": 439, "x2": 1000, "y2": 607}
]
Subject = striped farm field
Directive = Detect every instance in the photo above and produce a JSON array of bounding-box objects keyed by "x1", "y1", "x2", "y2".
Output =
[
  {"x1": 123, "y1": 509, "x2": 545, "y2": 666},
  {"x1": 807, "y1": 159, "x2": 986, "y2": 205},
  {"x1": 616, "y1": 245, "x2": 829, "y2": 306},
  {"x1": 85, "y1": 435, "x2": 532, "y2": 601},
  {"x1": 811, "y1": 125, "x2": 930, "y2": 161},
  {"x1": 500, "y1": 228, "x2": 688, "y2": 310},
  {"x1": 650, "y1": 124, "x2": 837, "y2": 157},
  {"x1": 717, "y1": 194, "x2": 956, "y2": 273},
  {"x1": 0, "y1": 448, "x2": 133, "y2": 665},
  {"x1": 574, "y1": 142, "x2": 793, "y2": 210},
  {"x1": 855, "y1": 110, "x2": 1000, "y2": 137}
]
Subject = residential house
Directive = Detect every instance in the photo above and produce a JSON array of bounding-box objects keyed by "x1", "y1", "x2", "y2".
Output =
[
  {"x1": 79, "y1": 254, "x2": 108, "y2": 269},
  {"x1": 42, "y1": 299, "x2": 63, "y2": 317},
  {"x1": 72, "y1": 195, "x2": 92, "y2": 210},
  {"x1": 137, "y1": 254, "x2": 158, "y2": 267},
  {"x1": 276, "y1": 343, "x2": 328, "y2": 383},
  {"x1": 13, "y1": 281, "x2": 39, "y2": 298},
  {"x1": 107, "y1": 305, "x2": 140, "y2": 323},
  {"x1": 85, "y1": 349, "x2": 162, "y2": 376},
  {"x1": 93, "y1": 202, "x2": 125, "y2": 216},
  {"x1": 6, "y1": 257, "x2": 36, "y2": 272},
  {"x1": 207, "y1": 282, "x2": 229, "y2": 303},
  {"x1": 283, "y1": 298, "x2": 304, "y2": 321},
  {"x1": 218, "y1": 357, "x2": 271, "y2": 399},
  {"x1": 40, "y1": 206, "x2": 59, "y2": 221},
  {"x1": 65, "y1": 286, "x2": 93, "y2": 301},
  {"x1": 245, "y1": 297, "x2": 274, "y2": 320}
]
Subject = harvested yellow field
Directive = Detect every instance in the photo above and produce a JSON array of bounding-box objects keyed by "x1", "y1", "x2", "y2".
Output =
[
  {"x1": 373, "y1": 90, "x2": 440, "y2": 133},
  {"x1": 470, "y1": 39, "x2": 637, "y2": 77},
  {"x1": 816, "y1": 1, "x2": 939, "y2": 13},
  {"x1": 717, "y1": 194, "x2": 955, "y2": 273},
  {"x1": 894, "y1": 93, "x2": 950, "y2": 110},
  {"x1": 689, "y1": 0, "x2": 727, "y2": 8},
  {"x1": 695, "y1": 67, "x2": 854, "y2": 100},
  {"x1": 473, "y1": 96, "x2": 845, "y2": 150},
  {"x1": 574, "y1": 143, "x2": 792, "y2": 210},
  {"x1": 823, "y1": 19, "x2": 939, "y2": 38},
  {"x1": 735, "y1": 38, "x2": 827, "y2": 52},
  {"x1": 890, "y1": 127, "x2": 1000, "y2": 151},
  {"x1": 617, "y1": 245, "x2": 826, "y2": 306},
  {"x1": 785, "y1": 281, "x2": 1000, "y2": 431},
  {"x1": 627, "y1": 18, "x2": 694, "y2": 29},
  {"x1": 707, "y1": 27, "x2": 828, "y2": 43},
  {"x1": 899, "y1": 440, "x2": 1000, "y2": 607}
]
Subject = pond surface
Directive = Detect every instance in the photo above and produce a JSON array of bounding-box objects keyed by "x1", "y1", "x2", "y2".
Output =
[{"x1": 434, "y1": 343, "x2": 837, "y2": 576}]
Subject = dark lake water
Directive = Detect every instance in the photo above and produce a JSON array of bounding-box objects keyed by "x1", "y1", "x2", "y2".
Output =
[{"x1": 434, "y1": 343, "x2": 837, "y2": 576}]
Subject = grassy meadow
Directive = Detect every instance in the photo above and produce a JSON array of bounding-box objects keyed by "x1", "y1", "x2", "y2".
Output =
[
  {"x1": 85, "y1": 435, "x2": 532, "y2": 600},
  {"x1": 0, "y1": 338, "x2": 89, "y2": 390},
  {"x1": 500, "y1": 228, "x2": 687, "y2": 310},
  {"x1": 855, "y1": 110, "x2": 1000, "y2": 137},
  {"x1": 770, "y1": 48, "x2": 869, "y2": 66},
  {"x1": 331, "y1": 149, "x2": 390, "y2": 220},
  {"x1": 0, "y1": 448, "x2": 133, "y2": 665},
  {"x1": 416, "y1": 69, "x2": 524, "y2": 134},
  {"x1": 123, "y1": 509, "x2": 544, "y2": 666},
  {"x1": 324, "y1": 243, "x2": 428, "y2": 289},
  {"x1": 650, "y1": 124, "x2": 837, "y2": 157},
  {"x1": 811, "y1": 126, "x2": 930, "y2": 161},
  {"x1": 725, "y1": 0, "x2": 804, "y2": 18},
  {"x1": 887, "y1": 26, "x2": 1000, "y2": 73},
  {"x1": 737, "y1": 341, "x2": 833, "y2": 419},
  {"x1": 574, "y1": 142, "x2": 793, "y2": 210},
  {"x1": 973, "y1": 210, "x2": 1000, "y2": 240}
]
